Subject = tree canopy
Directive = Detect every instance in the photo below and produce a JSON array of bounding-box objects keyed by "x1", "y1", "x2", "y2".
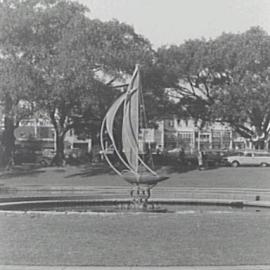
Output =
[
  {"x1": 0, "y1": 57, "x2": 35, "y2": 167},
  {"x1": 158, "y1": 27, "x2": 270, "y2": 149},
  {"x1": 0, "y1": 0, "x2": 156, "y2": 165},
  {"x1": 1, "y1": 0, "x2": 270, "y2": 168}
]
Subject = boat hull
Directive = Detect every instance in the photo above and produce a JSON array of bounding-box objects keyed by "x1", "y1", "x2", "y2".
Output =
[{"x1": 122, "y1": 171, "x2": 169, "y2": 185}]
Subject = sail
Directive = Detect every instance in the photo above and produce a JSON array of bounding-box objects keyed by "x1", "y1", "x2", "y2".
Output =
[
  {"x1": 106, "y1": 93, "x2": 126, "y2": 141},
  {"x1": 100, "y1": 65, "x2": 169, "y2": 186},
  {"x1": 122, "y1": 65, "x2": 141, "y2": 172},
  {"x1": 103, "y1": 92, "x2": 138, "y2": 175}
]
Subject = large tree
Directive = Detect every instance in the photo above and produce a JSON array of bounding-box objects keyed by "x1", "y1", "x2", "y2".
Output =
[
  {"x1": 158, "y1": 27, "x2": 270, "y2": 149},
  {"x1": 0, "y1": 0, "x2": 155, "y2": 165},
  {"x1": 0, "y1": 58, "x2": 35, "y2": 168}
]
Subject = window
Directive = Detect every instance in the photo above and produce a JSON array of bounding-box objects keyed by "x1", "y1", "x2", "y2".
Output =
[
  {"x1": 254, "y1": 153, "x2": 270, "y2": 157},
  {"x1": 230, "y1": 152, "x2": 244, "y2": 156}
]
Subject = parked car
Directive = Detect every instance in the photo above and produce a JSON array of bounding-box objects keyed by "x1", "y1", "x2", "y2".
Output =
[
  {"x1": 162, "y1": 147, "x2": 186, "y2": 165},
  {"x1": 14, "y1": 147, "x2": 52, "y2": 166},
  {"x1": 64, "y1": 148, "x2": 91, "y2": 164},
  {"x1": 166, "y1": 147, "x2": 182, "y2": 158},
  {"x1": 222, "y1": 150, "x2": 270, "y2": 167},
  {"x1": 183, "y1": 153, "x2": 198, "y2": 166},
  {"x1": 203, "y1": 150, "x2": 228, "y2": 167}
]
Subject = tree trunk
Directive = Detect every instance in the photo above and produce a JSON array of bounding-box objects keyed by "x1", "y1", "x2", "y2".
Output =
[
  {"x1": 1, "y1": 116, "x2": 16, "y2": 169},
  {"x1": 52, "y1": 131, "x2": 66, "y2": 166}
]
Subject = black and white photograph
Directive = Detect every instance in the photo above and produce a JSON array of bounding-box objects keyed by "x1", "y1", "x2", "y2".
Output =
[{"x1": 0, "y1": 0, "x2": 270, "y2": 269}]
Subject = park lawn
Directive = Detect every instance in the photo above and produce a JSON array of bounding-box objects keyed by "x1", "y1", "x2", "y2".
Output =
[
  {"x1": 0, "y1": 211, "x2": 270, "y2": 266},
  {"x1": 0, "y1": 163, "x2": 270, "y2": 189}
]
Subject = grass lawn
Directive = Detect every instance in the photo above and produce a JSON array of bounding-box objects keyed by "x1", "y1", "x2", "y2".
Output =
[
  {"x1": 0, "y1": 211, "x2": 270, "y2": 266},
  {"x1": 0, "y1": 163, "x2": 270, "y2": 190},
  {"x1": 1, "y1": 164, "x2": 270, "y2": 267}
]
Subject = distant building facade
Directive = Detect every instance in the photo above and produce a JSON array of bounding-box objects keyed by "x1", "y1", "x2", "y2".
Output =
[
  {"x1": 0, "y1": 113, "x2": 91, "y2": 153},
  {"x1": 152, "y1": 116, "x2": 252, "y2": 153},
  {"x1": 0, "y1": 108, "x2": 255, "y2": 155}
]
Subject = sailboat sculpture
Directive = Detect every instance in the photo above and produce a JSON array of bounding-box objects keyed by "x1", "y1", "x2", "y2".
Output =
[{"x1": 100, "y1": 65, "x2": 169, "y2": 205}]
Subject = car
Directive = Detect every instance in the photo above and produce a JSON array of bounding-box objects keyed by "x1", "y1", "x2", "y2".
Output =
[
  {"x1": 14, "y1": 147, "x2": 53, "y2": 166},
  {"x1": 40, "y1": 149, "x2": 55, "y2": 166},
  {"x1": 222, "y1": 150, "x2": 270, "y2": 167},
  {"x1": 203, "y1": 150, "x2": 227, "y2": 167},
  {"x1": 166, "y1": 147, "x2": 182, "y2": 157},
  {"x1": 162, "y1": 147, "x2": 187, "y2": 164}
]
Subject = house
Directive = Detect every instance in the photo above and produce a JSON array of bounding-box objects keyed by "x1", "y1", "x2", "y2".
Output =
[
  {"x1": 153, "y1": 116, "x2": 252, "y2": 153},
  {"x1": 1, "y1": 114, "x2": 92, "y2": 155}
]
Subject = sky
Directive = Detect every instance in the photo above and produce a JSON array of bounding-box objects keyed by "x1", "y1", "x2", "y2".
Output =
[{"x1": 78, "y1": 0, "x2": 270, "y2": 48}]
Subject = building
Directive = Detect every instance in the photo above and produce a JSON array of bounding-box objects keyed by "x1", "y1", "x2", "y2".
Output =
[
  {"x1": 2, "y1": 114, "x2": 92, "y2": 155},
  {"x1": 0, "y1": 107, "x2": 253, "y2": 156},
  {"x1": 153, "y1": 116, "x2": 252, "y2": 153}
]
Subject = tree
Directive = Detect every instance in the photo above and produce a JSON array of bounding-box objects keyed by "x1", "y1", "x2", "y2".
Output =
[
  {"x1": 0, "y1": 0, "x2": 40, "y2": 167},
  {"x1": 157, "y1": 39, "x2": 214, "y2": 125},
  {"x1": 209, "y1": 27, "x2": 270, "y2": 149},
  {"x1": 0, "y1": 0, "x2": 155, "y2": 165},
  {"x1": 158, "y1": 27, "x2": 270, "y2": 149},
  {"x1": 140, "y1": 63, "x2": 178, "y2": 121},
  {"x1": 0, "y1": 58, "x2": 35, "y2": 168}
]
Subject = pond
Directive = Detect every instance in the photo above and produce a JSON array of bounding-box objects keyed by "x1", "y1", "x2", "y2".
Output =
[{"x1": 0, "y1": 199, "x2": 269, "y2": 213}]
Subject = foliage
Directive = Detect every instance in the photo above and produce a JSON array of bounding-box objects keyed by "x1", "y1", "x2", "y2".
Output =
[
  {"x1": 158, "y1": 27, "x2": 270, "y2": 149},
  {"x1": 0, "y1": 0, "x2": 155, "y2": 165},
  {"x1": 140, "y1": 63, "x2": 176, "y2": 121},
  {"x1": 0, "y1": 57, "x2": 35, "y2": 167}
]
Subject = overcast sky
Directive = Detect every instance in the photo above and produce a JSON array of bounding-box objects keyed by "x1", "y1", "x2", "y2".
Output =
[{"x1": 78, "y1": 0, "x2": 270, "y2": 48}]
